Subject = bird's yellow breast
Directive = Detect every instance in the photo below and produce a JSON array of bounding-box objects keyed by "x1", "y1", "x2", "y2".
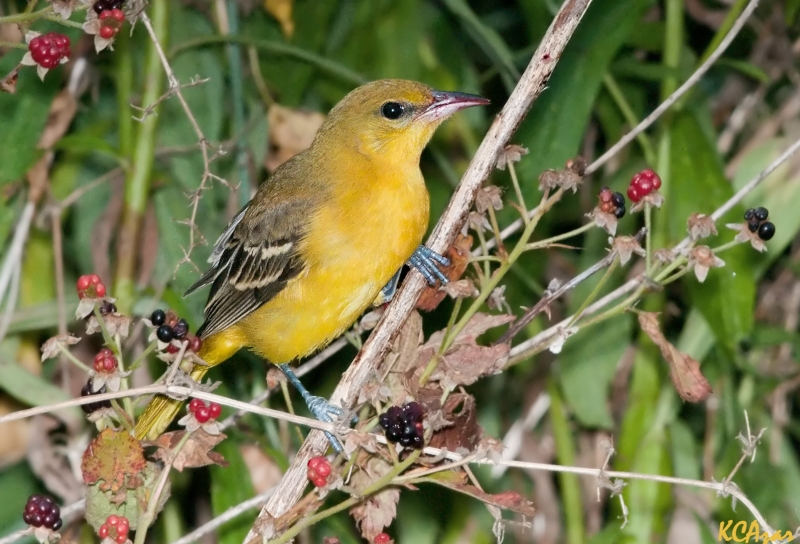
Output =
[{"x1": 211, "y1": 161, "x2": 429, "y2": 364}]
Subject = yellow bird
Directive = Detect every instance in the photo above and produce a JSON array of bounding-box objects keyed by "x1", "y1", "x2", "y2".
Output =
[{"x1": 134, "y1": 79, "x2": 489, "y2": 449}]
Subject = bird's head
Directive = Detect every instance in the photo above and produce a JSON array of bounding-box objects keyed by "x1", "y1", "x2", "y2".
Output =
[{"x1": 316, "y1": 79, "x2": 489, "y2": 164}]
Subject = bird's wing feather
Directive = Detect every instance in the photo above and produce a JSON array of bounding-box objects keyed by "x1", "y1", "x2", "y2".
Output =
[{"x1": 190, "y1": 198, "x2": 310, "y2": 339}]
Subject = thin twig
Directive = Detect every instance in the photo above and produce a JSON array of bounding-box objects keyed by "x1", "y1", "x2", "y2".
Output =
[
  {"x1": 486, "y1": 0, "x2": 760, "y2": 252},
  {"x1": 245, "y1": 0, "x2": 596, "y2": 539},
  {"x1": 508, "y1": 131, "x2": 800, "y2": 360},
  {"x1": 171, "y1": 489, "x2": 275, "y2": 544}
]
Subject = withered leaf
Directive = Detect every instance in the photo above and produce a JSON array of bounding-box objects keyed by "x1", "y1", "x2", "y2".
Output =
[
  {"x1": 421, "y1": 313, "x2": 514, "y2": 390},
  {"x1": 0, "y1": 66, "x2": 19, "y2": 94},
  {"x1": 417, "y1": 235, "x2": 473, "y2": 312},
  {"x1": 349, "y1": 456, "x2": 400, "y2": 541},
  {"x1": 81, "y1": 429, "x2": 147, "y2": 493},
  {"x1": 149, "y1": 430, "x2": 229, "y2": 472},
  {"x1": 265, "y1": 104, "x2": 324, "y2": 171},
  {"x1": 428, "y1": 393, "x2": 481, "y2": 452},
  {"x1": 638, "y1": 312, "x2": 712, "y2": 402},
  {"x1": 350, "y1": 488, "x2": 400, "y2": 542}
]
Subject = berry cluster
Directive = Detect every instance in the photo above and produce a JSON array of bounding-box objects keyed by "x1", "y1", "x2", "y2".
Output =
[
  {"x1": 379, "y1": 402, "x2": 424, "y2": 449},
  {"x1": 23, "y1": 495, "x2": 62, "y2": 531},
  {"x1": 188, "y1": 398, "x2": 221, "y2": 424},
  {"x1": 307, "y1": 456, "x2": 332, "y2": 487},
  {"x1": 744, "y1": 207, "x2": 775, "y2": 241},
  {"x1": 80, "y1": 379, "x2": 111, "y2": 414},
  {"x1": 374, "y1": 533, "x2": 392, "y2": 544},
  {"x1": 27, "y1": 32, "x2": 70, "y2": 69},
  {"x1": 98, "y1": 514, "x2": 130, "y2": 543},
  {"x1": 77, "y1": 274, "x2": 107, "y2": 299},
  {"x1": 626, "y1": 169, "x2": 662, "y2": 203},
  {"x1": 98, "y1": 9, "x2": 125, "y2": 40},
  {"x1": 598, "y1": 187, "x2": 626, "y2": 218},
  {"x1": 93, "y1": 347, "x2": 118, "y2": 373},
  {"x1": 150, "y1": 309, "x2": 202, "y2": 352},
  {"x1": 93, "y1": 0, "x2": 124, "y2": 14}
]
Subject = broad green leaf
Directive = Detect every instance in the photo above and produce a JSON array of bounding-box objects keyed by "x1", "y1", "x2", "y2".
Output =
[
  {"x1": 515, "y1": 0, "x2": 655, "y2": 191},
  {"x1": 210, "y1": 440, "x2": 256, "y2": 544},
  {"x1": 0, "y1": 362, "x2": 81, "y2": 423},
  {"x1": 730, "y1": 138, "x2": 800, "y2": 277},
  {"x1": 0, "y1": 63, "x2": 60, "y2": 186},
  {"x1": 668, "y1": 110, "x2": 755, "y2": 353}
]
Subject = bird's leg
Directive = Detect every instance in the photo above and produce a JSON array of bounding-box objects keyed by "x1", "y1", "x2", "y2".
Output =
[
  {"x1": 278, "y1": 363, "x2": 346, "y2": 453},
  {"x1": 379, "y1": 269, "x2": 403, "y2": 303},
  {"x1": 408, "y1": 245, "x2": 450, "y2": 285}
]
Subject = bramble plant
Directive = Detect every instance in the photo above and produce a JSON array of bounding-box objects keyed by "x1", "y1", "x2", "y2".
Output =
[{"x1": 2, "y1": 0, "x2": 800, "y2": 543}]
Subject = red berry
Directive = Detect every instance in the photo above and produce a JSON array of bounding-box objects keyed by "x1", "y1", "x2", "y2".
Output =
[
  {"x1": 109, "y1": 8, "x2": 125, "y2": 21},
  {"x1": 374, "y1": 533, "x2": 392, "y2": 544},
  {"x1": 188, "y1": 398, "x2": 204, "y2": 413},
  {"x1": 599, "y1": 187, "x2": 612, "y2": 202},
  {"x1": 108, "y1": 515, "x2": 119, "y2": 526},
  {"x1": 99, "y1": 25, "x2": 116, "y2": 39},
  {"x1": 117, "y1": 517, "x2": 129, "y2": 530},
  {"x1": 28, "y1": 32, "x2": 70, "y2": 69},
  {"x1": 189, "y1": 335, "x2": 203, "y2": 352},
  {"x1": 637, "y1": 176, "x2": 653, "y2": 194},
  {"x1": 77, "y1": 275, "x2": 91, "y2": 291},
  {"x1": 99, "y1": 524, "x2": 109, "y2": 538},
  {"x1": 116, "y1": 534, "x2": 127, "y2": 544},
  {"x1": 626, "y1": 185, "x2": 640, "y2": 203},
  {"x1": 208, "y1": 402, "x2": 222, "y2": 419},
  {"x1": 195, "y1": 406, "x2": 211, "y2": 423},
  {"x1": 166, "y1": 343, "x2": 179, "y2": 354},
  {"x1": 88, "y1": 274, "x2": 101, "y2": 286},
  {"x1": 95, "y1": 282, "x2": 107, "y2": 297}
]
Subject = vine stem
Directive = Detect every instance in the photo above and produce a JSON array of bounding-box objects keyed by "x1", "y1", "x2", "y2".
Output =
[
  {"x1": 264, "y1": 451, "x2": 422, "y2": 544},
  {"x1": 133, "y1": 430, "x2": 193, "y2": 544},
  {"x1": 247, "y1": 0, "x2": 597, "y2": 534}
]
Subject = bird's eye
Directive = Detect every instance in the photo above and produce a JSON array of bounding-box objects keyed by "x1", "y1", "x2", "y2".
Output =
[{"x1": 381, "y1": 102, "x2": 405, "y2": 120}]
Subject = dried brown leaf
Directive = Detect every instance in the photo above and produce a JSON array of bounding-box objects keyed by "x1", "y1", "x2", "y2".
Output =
[
  {"x1": 265, "y1": 105, "x2": 324, "y2": 171},
  {"x1": 149, "y1": 430, "x2": 228, "y2": 472},
  {"x1": 81, "y1": 429, "x2": 147, "y2": 493},
  {"x1": 0, "y1": 66, "x2": 19, "y2": 94},
  {"x1": 638, "y1": 312, "x2": 712, "y2": 402},
  {"x1": 428, "y1": 393, "x2": 481, "y2": 452},
  {"x1": 350, "y1": 488, "x2": 400, "y2": 541},
  {"x1": 416, "y1": 235, "x2": 473, "y2": 311}
]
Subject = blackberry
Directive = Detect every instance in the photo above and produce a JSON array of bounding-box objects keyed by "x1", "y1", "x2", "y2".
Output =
[
  {"x1": 150, "y1": 309, "x2": 166, "y2": 327},
  {"x1": 173, "y1": 319, "x2": 189, "y2": 339},
  {"x1": 156, "y1": 325, "x2": 174, "y2": 343},
  {"x1": 80, "y1": 380, "x2": 111, "y2": 414},
  {"x1": 758, "y1": 222, "x2": 775, "y2": 241},
  {"x1": 610, "y1": 191, "x2": 625, "y2": 208},
  {"x1": 92, "y1": 0, "x2": 124, "y2": 15},
  {"x1": 23, "y1": 494, "x2": 62, "y2": 531},
  {"x1": 380, "y1": 402, "x2": 425, "y2": 449},
  {"x1": 613, "y1": 205, "x2": 626, "y2": 219},
  {"x1": 99, "y1": 301, "x2": 117, "y2": 315},
  {"x1": 744, "y1": 208, "x2": 755, "y2": 221},
  {"x1": 747, "y1": 221, "x2": 759, "y2": 233},
  {"x1": 753, "y1": 207, "x2": 769, "y2": 221}
]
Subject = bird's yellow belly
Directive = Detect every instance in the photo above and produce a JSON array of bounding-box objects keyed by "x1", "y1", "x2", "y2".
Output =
[{"x1": 240, "y1": 190, "x2": 426, "y2": 363}]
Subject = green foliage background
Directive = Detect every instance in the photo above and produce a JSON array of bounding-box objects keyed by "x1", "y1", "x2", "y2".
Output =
[{"x1": 2, "y1": 0, "x2": 800, "y2": 542}]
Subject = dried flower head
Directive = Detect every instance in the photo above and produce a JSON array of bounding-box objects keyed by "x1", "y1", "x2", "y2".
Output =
[
  {"x1": 727, "y1": 222, "x2": 767, "y2": 252},
  {"x1": 538, "y1": 157, "x2": 585, "y2": 193},
  {"x1": 687, "y1": 213, "x2": 718, "y2": 241},
  {"x1": 610, "y1": 236, "x2": 646, "y2": 265},
  {"x1": 495, "y1": 144, "x2": 528, "y2": 171},
  {"x1": 475, "y1": 185, "x2": 504, "y2": 213},
  {"x1": 685, "y1": 245, "x2": 725, "y2": 283}
]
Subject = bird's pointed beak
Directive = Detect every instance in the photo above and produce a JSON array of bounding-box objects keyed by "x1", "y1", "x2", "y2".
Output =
[{"x1": 418, "y1": 90, "x2": 490, "y2": 123}]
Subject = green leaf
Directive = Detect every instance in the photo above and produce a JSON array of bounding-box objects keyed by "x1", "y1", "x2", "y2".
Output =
[
  {"x1": 210, "y1": 439, "x2": 256, "y2": 544},
  {"x1": 0, "y1": 59, "x2": 61, "y2": 186},
  {"x1": 668, "y1": 110, "x2": 755, "y2": 353},
  {"x1": 515, "y1": 0, "x2": 655, "y2": 191},
  {"x1": 0, "y1": 362, "x2": 82, "y2": 423}
]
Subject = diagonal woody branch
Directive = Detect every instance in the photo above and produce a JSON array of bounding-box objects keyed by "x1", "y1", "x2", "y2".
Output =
[{"x1": 244, "y1": 0, "x2": 595, "y2": 539}]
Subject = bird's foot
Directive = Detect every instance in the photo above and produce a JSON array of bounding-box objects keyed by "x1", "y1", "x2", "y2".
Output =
[
  {"x1": 408, "y1": 245, "x2": 450, "y2": 285},
  {"x1": 378, "y1": 269, "x2": 402, "y2": 304},
  {"x1": 305, "y1": 395, "x2": 348, "y2": 453}
]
